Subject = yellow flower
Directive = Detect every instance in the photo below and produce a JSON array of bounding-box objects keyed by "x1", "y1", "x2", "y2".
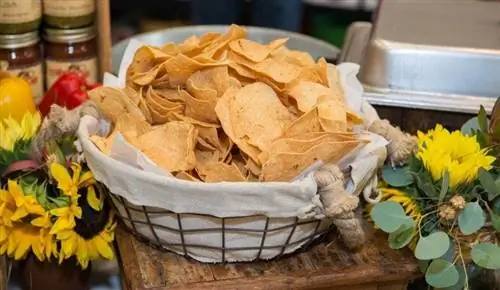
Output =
[
  {"x1": 1, "y1": 224, "x2": 56, "y2": 261},
  {"x1": 7, "y1": 180, "x2": 45, "y2": 222},
  {"x1": 31, "y1": 212, "x2": 52, "y2": 229},
  {"x1": 57, "y1": 215, "x2": 116, "y2": 269},
  {"x1": 50, "y1": 162, "x2": 96, "y2": 197},
  {"x1": 0, "y1": 187, "x2": 16, "y2": 226},
  {"x1": 417, "y1": 125, "x2": 495, "y2": 188},
  {"x1": 0, "y1": 112, "x2": 41, "y2": 151},
  {"x1": 49, "y1": 196, "x2": 82, "y2": 234}
]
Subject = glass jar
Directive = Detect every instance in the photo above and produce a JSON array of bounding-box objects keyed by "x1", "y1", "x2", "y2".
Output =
[
  {"x1": 43, "y1": 0, "x2": 95, "y2": 29},
  {"x1": 0, "y1": 0, "x2": 42, "y2": 34},
  {"x1": 44, "y1": 26, "x2": 98, "y2": 89},
  {"x1": 0, "y1": 32, "x2": 44, "y2": 104}
]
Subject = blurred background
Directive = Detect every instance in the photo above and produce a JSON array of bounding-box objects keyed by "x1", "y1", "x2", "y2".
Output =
[{"x1": 110, "y1": 0, "x2": 377, "y2": 48}]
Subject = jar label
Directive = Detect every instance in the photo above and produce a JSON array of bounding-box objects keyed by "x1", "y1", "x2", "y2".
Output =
[
  {"x1": 0, "y1": 0, "x2": 41, "y2": 24},
  {"x1": 6, "y1": 63, "x2": 44, "y2": 104},
  {"x1": 43, "y1": 0, "x2": 95, "y2": 18},
  {"x1": 45, "y1": 58, "x2": 98, "y2": 89}
]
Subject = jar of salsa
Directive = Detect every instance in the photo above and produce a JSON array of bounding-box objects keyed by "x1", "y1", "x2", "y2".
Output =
[
  {"x1": 43, "y1": 0, "x2": 95, "y2": 29},
  {"x1": 44, "y1": 26, "x2": 98, "y2": 89},
  {"x1": 0, "y1": 0, "x2": 42, "y2": 34},
  {"x1": 0, "y1": 32, "x2": 44, "y2": 104}
]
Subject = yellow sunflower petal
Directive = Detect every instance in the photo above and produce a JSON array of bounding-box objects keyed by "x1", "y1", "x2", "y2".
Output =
[
  {"x1": 62, "y1": 235, "x2": 78, "y2": 257},
  {"x1": 0, "y1": 227, "x2": 7, "y2": 242},
  {"x1": 72, "y1": 205, "x2": 83, "y2": 219},
  {"x1": 86, "y1": 186, "x2": 102, "y2": 211},
  {"x1": 0, "y1": 243, "x2": 7, "y2": 255},
  {"x1": 14, "y1": 239, "x2": 31, "y2": 260},
  {"x1": 50, "y1": 163, "x2": 72, "y2": 190},
  {"x1": 70, "y1": 163, "x2": 82, "y2": 185},
  {"x1": 11, "y1": 207, "x2": 28, "y2": 221},
  {"x1": 50, "y1": 207, "x2": 68, "y2": 217},
  {"x1": 93, "y1": 236, "x2": 114, "y2": 259},
  {"x1": 50, "y1": 217, "x2": 75, "y2": 234},
  {"x1": 32, "y1": 241, "x2": 45, "y2": 261},
  {"x1": 78, "y1": 171, "x2": 96, "y2": 187}
]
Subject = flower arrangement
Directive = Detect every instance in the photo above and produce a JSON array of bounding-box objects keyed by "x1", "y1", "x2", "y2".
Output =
[
  {"x1": 0, "y1": 111, "x2": 116, "y2": 269},
  {"x1": 368, "y1": 104, "x2": 500, "y2": 289}
]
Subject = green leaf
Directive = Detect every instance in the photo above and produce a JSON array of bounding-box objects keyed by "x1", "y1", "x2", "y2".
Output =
[
  {"x1": 370, "y1": 201, "x2": 410, "y2": 233},
  {"x1": 415, "y1": 231, "x2": 451, "y2": 260},
  {"x1": 439, "y1": 171, "x2": 450, "y2": 203},
  {"x1": 458, "y1": 202, "x2": 486, "y2": 235},
  {"x1": 418, "y1": 260, "x2": 430, "y2": 274},
  {"x1": 425, "y1": 259, "x2": 460, "y2": 288},
  {"x1": 388, "y1": 219, "x2": 415, "y2": 249},
  {"x1": 461, "y1": 117, "x2": 480, "y2": 136},
  {"x1": 48, "y1": 196, "x2": 70, "y2": 207},
  {"x1": 491, "y1": 212, "x2": 500, "y2": 233},
  {"x1": 420, "y1": 182, "x2": 438, "y2": 198},
  {"x1": 381, "y1": 165, "x2": 413, "y2": 187},
  {"x1": 471, "y1": 243, "x2": 500, "y2": 270},
  {"x1": 478, "y1": 168, "x2": 499, "y2": 201},
  {"x1": 442, "y1": 265, "x2": 467, "y2": 290},
  {"x1": 478, "y1": 105, "x2": 488, "y2": 133},
  {"x1": 441, "y1": 242, "x2": 456, "y2": 263}
]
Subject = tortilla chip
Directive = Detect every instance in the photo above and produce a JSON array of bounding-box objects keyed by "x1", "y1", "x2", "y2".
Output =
[
  {"x1": 260, "y1": 140, "x2": 361, "y2": 182},
  {"x1": 137, "y1": 121, "x2": 198, "y2": 172},
  {"x1": 229, "y1": 82, "x2": 295, "y2": 151}
]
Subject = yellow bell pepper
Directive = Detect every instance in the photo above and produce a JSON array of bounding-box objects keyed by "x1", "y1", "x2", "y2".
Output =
[{"x1": 0, "y1": 74, "x2": 37, "y2": 123}]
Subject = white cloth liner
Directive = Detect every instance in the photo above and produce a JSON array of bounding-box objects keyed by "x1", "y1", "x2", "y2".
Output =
[{"x1": 77, "y1": 38, "x2": 388, "y2": 262}]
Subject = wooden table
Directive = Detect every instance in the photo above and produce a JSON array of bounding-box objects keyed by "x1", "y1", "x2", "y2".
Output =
[
  {"x1": 0, "y1": 256, "x2": 6, "y2": 290},
  {"x1": 115, "y1": 227, "x2": 420, "y2": 290}
]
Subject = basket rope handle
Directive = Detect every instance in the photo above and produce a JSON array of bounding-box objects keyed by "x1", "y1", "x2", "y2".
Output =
[
  {"x1": 315, "y1": 119, "x2": 418, "y2": 250},
  {"x1": 32, "y1": 101, "x2": 101, "y2": 163}
]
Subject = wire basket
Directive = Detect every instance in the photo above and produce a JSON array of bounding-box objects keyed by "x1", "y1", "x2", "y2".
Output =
[{"x1": 109, "y1": 193, "x2": 332, "y2": 262}]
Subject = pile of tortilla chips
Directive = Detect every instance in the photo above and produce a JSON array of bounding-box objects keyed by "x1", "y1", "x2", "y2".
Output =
[{"x1": 90, "y1": 24, "x2": 366, "y2": 182}]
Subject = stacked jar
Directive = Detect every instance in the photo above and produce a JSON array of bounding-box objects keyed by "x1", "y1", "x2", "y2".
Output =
[
  {"x1": 42, "y1": 0, "x2": 98, "y2": 89},
  {"x1": 0, "y1": 0, "x2": 98, "y2": 105},
  {"x1": 0, "y1": 0, "x2": 44, "y2": 103}
]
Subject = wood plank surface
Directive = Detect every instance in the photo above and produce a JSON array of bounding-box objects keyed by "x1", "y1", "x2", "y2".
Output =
[
  {"x1": 0, "y1": 256, "x2": 6, "y2": 290},
  {"x1": 115, "y1": 226, "x2": 419, "y2": 290}
]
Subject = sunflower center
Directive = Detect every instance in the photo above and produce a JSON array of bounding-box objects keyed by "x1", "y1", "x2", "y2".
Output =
[{"x1": 74, "y1": 189, "x2": 109, "y2": 240}]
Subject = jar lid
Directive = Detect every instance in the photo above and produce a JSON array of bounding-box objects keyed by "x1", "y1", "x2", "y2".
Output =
[
  {"x1": 0, "y1": 31, "x2": 40, "y2": 49},
  {"x1": 44, "y1": 26, "x2": 96, "y2": 44}
]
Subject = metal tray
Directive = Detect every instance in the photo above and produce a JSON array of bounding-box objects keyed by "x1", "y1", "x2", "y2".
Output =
[{"x1": 359, "y1": 0, "x2": 500, "y2": 114}]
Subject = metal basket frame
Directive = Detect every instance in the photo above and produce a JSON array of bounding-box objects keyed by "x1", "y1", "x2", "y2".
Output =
[{"x1": 109, "y1": 194, "x2": 332, "y2": 262}]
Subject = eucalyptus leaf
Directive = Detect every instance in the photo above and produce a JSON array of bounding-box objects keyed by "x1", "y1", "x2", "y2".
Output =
[
  {"x1": 491, "y1": 212, "x2": 500, "y2": 233},
  {"x1": 425, "y1": 259, "x2": 460, "y2": 288},
  {"x1": 418, "y1": 260, "x2": 430, "y2": 274},
  {"x1": 439, "y1": 171, "x2": 450, "y2": 203},
  {"x1": 471, "y1": 243, "x2": 500, "y2": 270},
  {"x1": 370, "y1": 201, "x2": 410, "y2": 233},
  {"x1": 478, "y1": 168, "x2": 499, "y2": 201},
  {"x1": 381, "y1": 165, "x2": 413, "y2": 187},
  {"x1": 442, "y1": 265, "x2": 467, "y2": 290},
  {"x1": 461, "y1": 117, "x2": 480, "y2": 136},
  {"x1": 415, "y1": 231, "x2": 450, "y2": 260},
  {"x1": 441, "y1": 242, "x2": 456, "y2": 263},
  {"x1": 388, "y1": 219, "x2": 415, "y2": 249},
  {"x1": 458, "y1": 202, "x2": 486, "y2": 235}
]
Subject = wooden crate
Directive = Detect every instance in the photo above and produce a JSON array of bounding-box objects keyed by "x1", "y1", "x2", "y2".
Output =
[{"x1": 115, "y1": 226, "x2": 420, "y2": 290}]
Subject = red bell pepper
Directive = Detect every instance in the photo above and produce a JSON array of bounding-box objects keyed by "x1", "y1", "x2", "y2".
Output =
[{"x1": 38, "y1": 73, "x2": 101, "y2": 117}]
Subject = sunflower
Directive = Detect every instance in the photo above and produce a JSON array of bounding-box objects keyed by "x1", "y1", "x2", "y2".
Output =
[
  {"x1": 0, "y1": 111, "x2": 41, "y2": 152},
  {"x1": 50, "y1": 162, "x2": 96, "y2": 198},
  {"x1": 0, "y1": 184, "x2": 16, "y2": 227},
  {"x1": 0, "y1": 224, "x2": 57, "y2": 261},
  {"x1": 417, "y1": 124, "x2": 495, "y2": 188},
  {"x1": 57, "y1": 214, "x2": 116, "y2": 269}
]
